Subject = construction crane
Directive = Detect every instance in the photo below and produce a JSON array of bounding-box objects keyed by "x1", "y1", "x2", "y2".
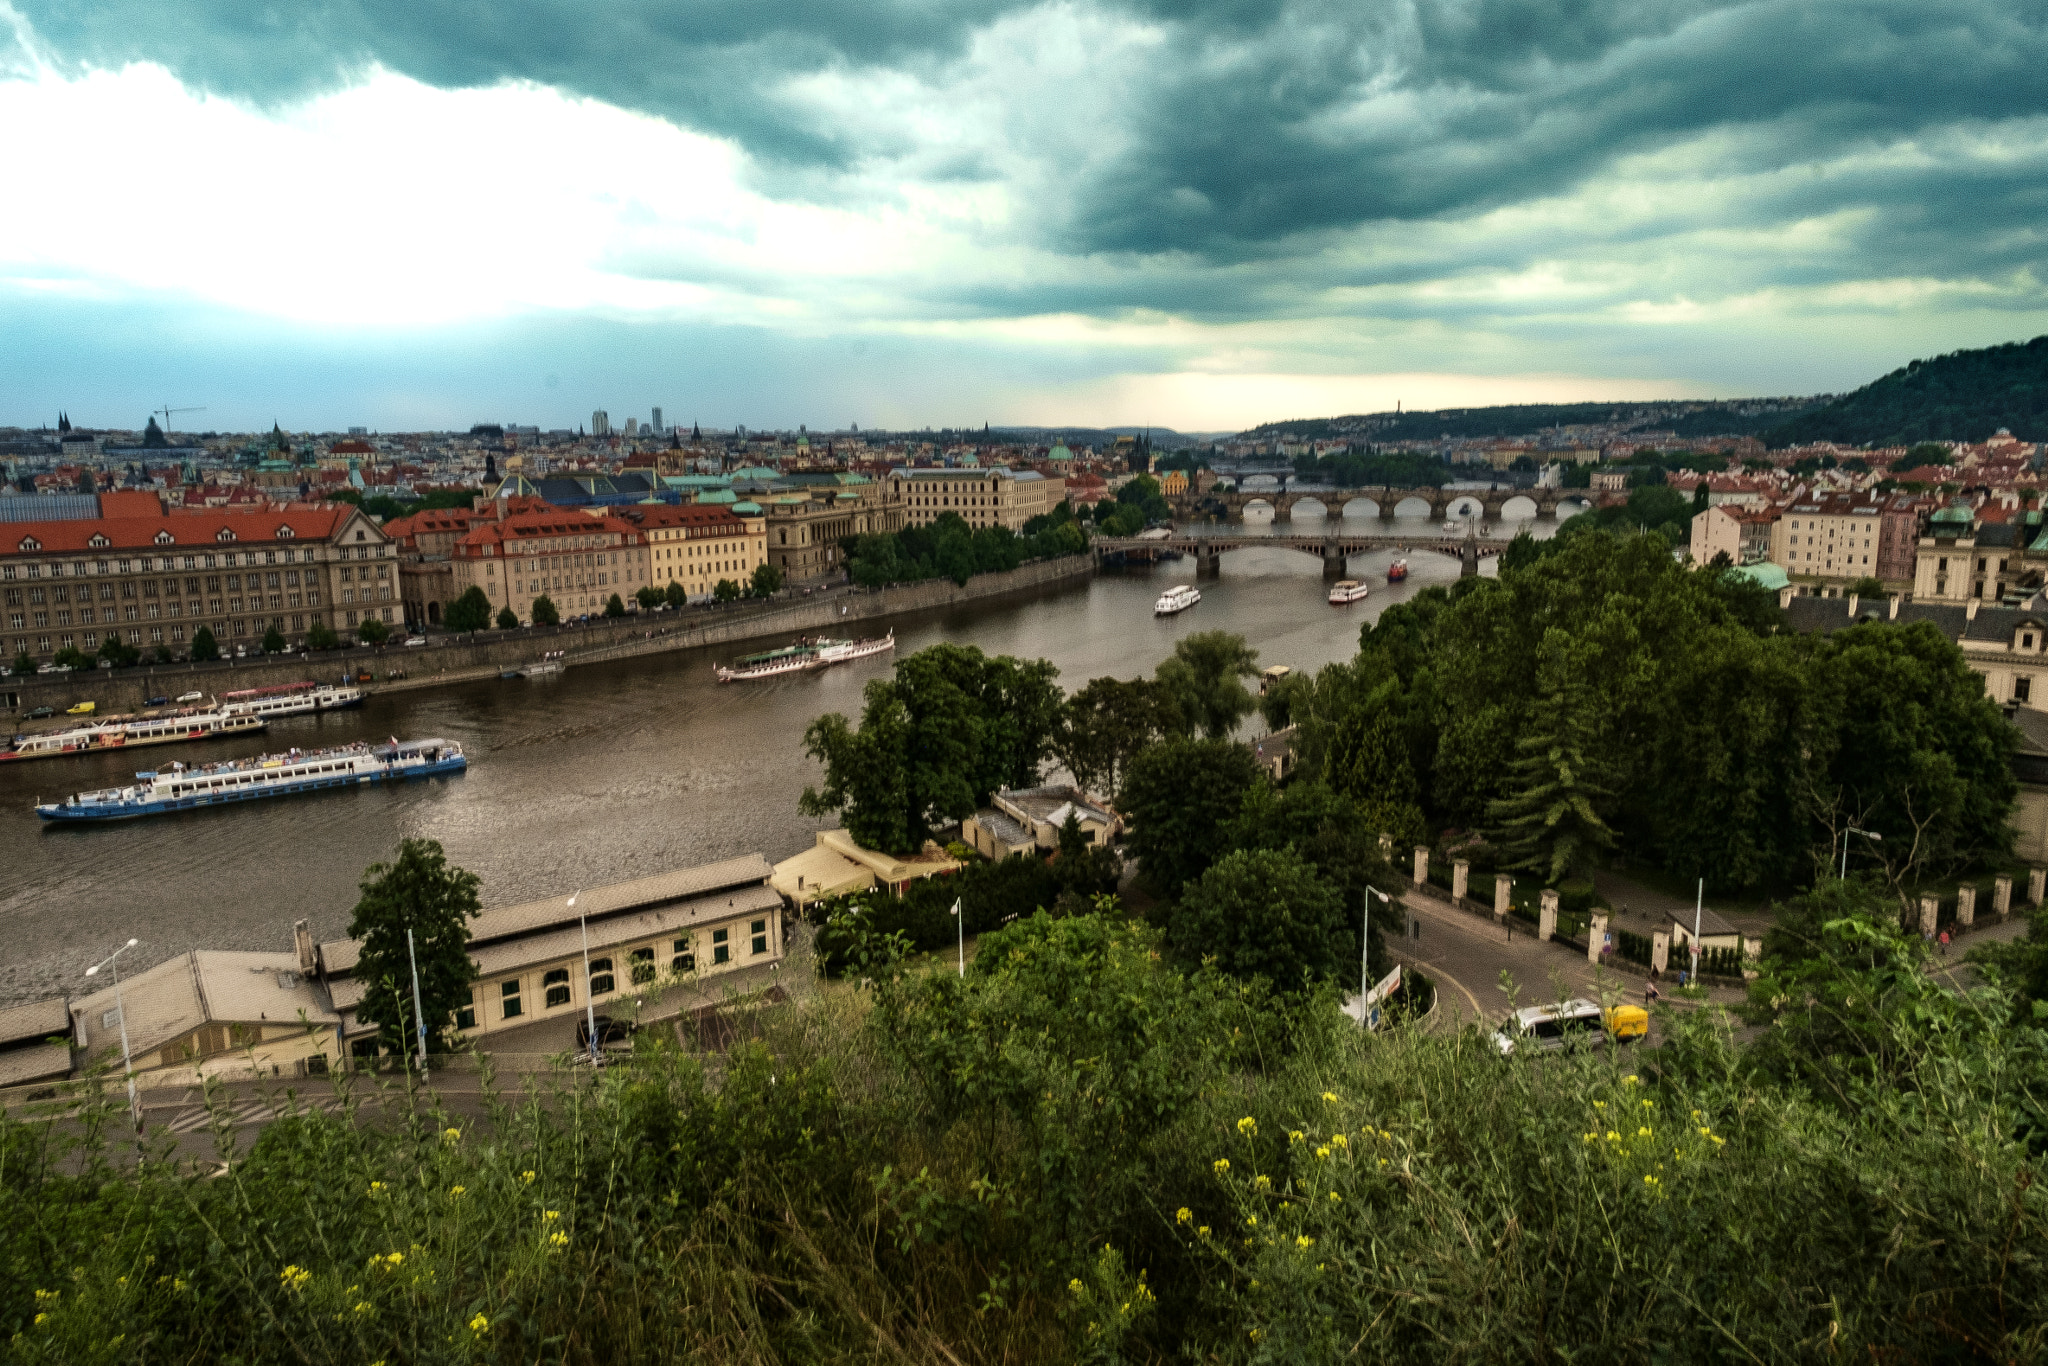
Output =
[{"x1": 155, "y1": 404, "x2": 205, "y2": 437}]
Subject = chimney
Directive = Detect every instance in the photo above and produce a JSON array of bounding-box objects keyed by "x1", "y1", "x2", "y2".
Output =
[
  {"x1": 1967, "y1": 598, "x2": 1980, "y2": 621},
  {"x1": 294, "y1": 918, "x2": 315, "y2": 976},
  {"x1": 1846, "y1": 593, "x2": 1859, "y2": 618},
  {"x1": 1778, "y1": 586, "x2": 1795, "y2": 609}
]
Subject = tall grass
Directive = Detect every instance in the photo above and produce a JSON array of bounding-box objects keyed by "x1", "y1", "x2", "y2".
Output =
[{"x1": 4, "y1": 911, "x2": 2046, "y2": 1363}]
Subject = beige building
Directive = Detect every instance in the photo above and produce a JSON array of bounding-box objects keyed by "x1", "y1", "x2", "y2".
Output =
[
  {"x1": 964, "y1": 785, "x2": 1119, "y2": 860},
  {"x1": 1, "y1": 501, "x2": 395, "y2": 666},
  {"x1": 1912, "y1": 509, "x2": 2024, "y2": 604},
  {"x1": 0, "y1": 996, "x2": 75, "y2": 1088},
  {"x1": 1688, "y1": 504, "x2": 1778, "y2": 567},
  {"x1": 1774, "y1": 492, "x2": 1923, "y2": 592},
  {"x1": 621, "y1": 503, "x2": 769, "y2": 600},
  {"x1": 763, "y1": 488, "x2": 909, "y2": 584},
  {"x1": 318, "y1": 855, "x2": 784, "y2": 1051},
  {"x1": 770, "y1": 829, "x2": 961, "y2": 912},
  {"x1": 449, "y1": 508, "x2": 647, "y2": 622},
  {"x1": 68, "y1": 944, "x2": 341, "y2": 1086},
  {"x1": 885, "y1": 467, "x2": 1065, "y2": 532}
]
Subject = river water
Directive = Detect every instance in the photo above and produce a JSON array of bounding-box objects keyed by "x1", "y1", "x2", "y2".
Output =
[{"x1": 0, "y1": 512, "x2": 1561, "y2": 1005}]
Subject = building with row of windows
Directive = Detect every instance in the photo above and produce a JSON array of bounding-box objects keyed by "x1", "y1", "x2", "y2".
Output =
[
  {"x1": 0, "y1": 502, "x2": 396, "y2": 665},
  {"x1": 884, "y1": 467, "x2": 1064, "y2": 533}
]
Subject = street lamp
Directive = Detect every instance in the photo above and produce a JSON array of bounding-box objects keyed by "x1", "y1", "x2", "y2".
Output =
[
  {"x1": 1360, "y1": 887, "x2": 1393, "y2": 1026},
  {"x1": 85, "y1": 938, "x2": 141, "y2": 1134},
  {"x1": 1842, "y1": 827, "x2": 1883, "y2": 880},
  {"x1": 571, "y1": 892, "x2": 599, "y2": 1066}
]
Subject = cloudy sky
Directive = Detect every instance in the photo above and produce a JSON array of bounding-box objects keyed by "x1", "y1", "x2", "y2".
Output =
[{"x1": 2, "y1": 0, "x2": 2044, "y2": 433}]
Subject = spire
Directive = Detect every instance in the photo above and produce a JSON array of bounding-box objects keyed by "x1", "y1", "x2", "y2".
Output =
[{"x1": 57, "y1": 412, "x2": 70, "y2": 433}]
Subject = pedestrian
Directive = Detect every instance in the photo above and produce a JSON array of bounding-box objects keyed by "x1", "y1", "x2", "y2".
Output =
[
  {"x1": 1939, "y1": 929, "x2": 1950, "y2": 957},
  {"x1": 1645, "y1": 979, "x2": 1660, "y2": 1007},
  {"x1": 1505, "y1": 918, "x2": 1512, "y2": 942}
]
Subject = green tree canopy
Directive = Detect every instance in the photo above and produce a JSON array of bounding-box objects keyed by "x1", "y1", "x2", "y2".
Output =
[
  {"x1": 345, "y1": 839, "x2": 483, "y2": 1055},
  {"x1": 356, "y1": 617, "x2": 391, "y2": 646},
  {"x1": 664, "y1": 581, "x2": 687, "y2": 608},
  {"x1": 261, "y1": 626, "x2": 287, "y2": 654},
  {"x1": 713, "y1": 579, "x2": 742, "y2": 602},
  {"x1": 306, "y1": 621, "x2": 339, "y2": 650},
  {"x1": 444, "y1": 586, "x2": 493, "y2": 633},
  {"x1": 1120, "y1": 736, "x2": 1262, "y2": 895},
  {"x1": 1168, "y1": 847, "x2": 1351, "y2": 989},
  {"x1": 531, "y1": 595, "x2": 560, "y2": 626},
  {"x1": 1486, "y1": 629, "x2": 1618, "y2": 886},
  {"x1": 604, "y1": 593, "x2": 626, "y2": 618},
  {"x1": 750, "y1": 563, "x2": 783, "y2": 597},
  {"x1": 189, "y1": 626, "x2": 220, "y2": 661},
  {"x1": 496, "y1": 606, "x2": 519, "y2": 630},
  {"x1": 800, "y1": 645, "x2": 1063, "y2": 854},
  {"x1": 1053, "y1": 676, "x2": 1185, "y2": 799},
  {"x1": 1154, "y1": 630, "x2": 1258, "y2": 740}
]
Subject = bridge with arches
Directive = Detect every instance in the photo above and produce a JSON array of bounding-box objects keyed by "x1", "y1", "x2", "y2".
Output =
[
  {"x1": 1167, "y1": 484, "x2": 1605, "y2": 523},
  {"x1": 1094, "y1": 529, "x2": 1514, "y2": 579}
]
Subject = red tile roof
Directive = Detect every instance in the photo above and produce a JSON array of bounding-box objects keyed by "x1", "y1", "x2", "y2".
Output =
[{"x1": 3, "y1": 505, "x2": 357, "y2": 556}]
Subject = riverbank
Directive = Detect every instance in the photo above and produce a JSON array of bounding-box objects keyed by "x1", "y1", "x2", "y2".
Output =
[{"x1": 2, "y1": 555, "x2": 1096, "y2": 716}]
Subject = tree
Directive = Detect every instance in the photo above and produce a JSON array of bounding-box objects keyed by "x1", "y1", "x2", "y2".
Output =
[
  {"x1": 1154, "y1": 630, "x2": 1259, "y2": 740},
  {"x1": 1226, "y1": 779, "x2": 1395, "y2": 980},
  {"x1": 1258, "y1": 669, "x2": 1310, "y2": 732},
  {"x1": 1486, "y1": 631, "x2": 1618, "y2": 885},
  {"x1": 1691, "y1": 481, "x2": 1710, "y2": 515},
  {"x1": 713, "y1": 579, "x2": 742, "y2": 602},
  {"x1": 1168, "y1": 847, "x2": 1350, "y2": 989},
  {"x1": 356, "y1": 617, "x2": 391, "y2": 646},
  {"x1": 345, "y1": 839, "x2": 483, "y2": 1056},
  {"x1": 306, "y1": 621, "x2": 339, "y2": 650},
  {"x1": 96, "y1": 635, "x2": 139, "y2": 668},
  {"x1": 11, "y1": 650, "x2": 36, "y2": 676},
  {"x1": 52, "y1": 646, "x2": 90, "y2": 670},
  {"x1": 1120, "y1": 737, "x2": 1262, "y2": 896},
  {"x1": 664, "y1": 581, "x2": 687, "y2": 609},
  {"x1": 190, "y1": 626, "x2": 220, "y2": 662},
  {"x1": 1054, "y1": 676, "x2": 1185, "y2": 799},
  {"x1": 801, "y1": 645, "x2": 1065, "y2": 854},
  {"x1": 496, "y1": 606, "x2": 519, "y2": 630},
  {"x1": 604, "y1": 593, "x2": 626, "y2": 618},
  {"x1": 750, "y1": 563, "x2": 784, "y2": 597},
  {"x1": 635, "y1": 586, "x2": 661, "y2": 611},
  {"x1": 444, "y1": 586, "x2": 493, "y2": 633},
  {"x1": 261, "y1": 626, "x2": 287, "y2": 654},
  {"x1": 152, "y1": 645, "x2": 173, "y2": 664},
  {"x1": 74, "y1": 468, "x2": 96, "y2": 494},
  {"x1": 531, "y1": 595, "x2": 560, "y2": 626},
  {"x1": 1846, "y1": 576, "x2": 1887, "y2": 600}
]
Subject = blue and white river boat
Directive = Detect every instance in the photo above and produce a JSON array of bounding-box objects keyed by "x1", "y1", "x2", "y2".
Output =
[{"x1": 34, "y1": 737, "x2": 467, "y2": 823}]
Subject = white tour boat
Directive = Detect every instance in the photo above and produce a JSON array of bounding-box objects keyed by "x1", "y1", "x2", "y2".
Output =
[
  {"x1": 1328, "y1": 580, "x2": 1371, "y2": 605},
  {"x1": 810, "y1": 633, "x2": 895, "y2": 668},
  {"x1": 4, "y1": 709, "x2": 266, "y2": 763},
  {"x1": 1154, "y1": 584, "x2": 1202, "y2": 616},
  {"x1": 716, "y1": 641, "x2": 820, "y2": 683},
  {"x1": 217, "y1": 681, "x2": 364, "y2": 719},
  {"x1": 35, "y1": 738, "x2": 467, "y2": 823}
]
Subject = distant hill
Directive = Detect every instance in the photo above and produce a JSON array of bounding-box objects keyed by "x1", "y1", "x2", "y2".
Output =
[
  {"x1": 1243, "y1": 396, "x2": 1825, "y2": 445},
  {"x1": 1760, "y1": 336, "x2": 2048, "y2": 447}
]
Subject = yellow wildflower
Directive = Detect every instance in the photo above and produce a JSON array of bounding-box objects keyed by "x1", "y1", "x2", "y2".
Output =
[
  {"x1": 1289, "y1": 1130, "x2": 1305, "y2": 1144},
  {"x1": 1237, "y1": 1116, "x2": 1258, "y2": 1137},
  {"x1": 1330, "y1": 1191, "x2": 1342, "y2": 1203},
  {"x1": 1321, "y1": 1091, "x2": 1339, "y2": 1104},
  {"x1": 1246, "y1": 1215, "x2": 1258, "y2": 1228},
  {"x1": 1638, "y1": 1126, "x2": 1652, "y2": 1138},
  {"x1": 548, "y1": 1231, "x2": 569, "y2": 1250},
  {"x1": 521, "y1": 1170, "x2": 536, "y2": 1184},
  {"x1": 1197, "y1": 1226, "x2": 1211, "y2": 1238},
  {"x1": 443, "y1": 1128, "x2": 462, "y2": 1143},
  {"x1": 354, "y1": 1302, "x2": 372, "y2": 1315},
  {"x1": 449, "y1": 1186, "x2": 466, "y2": 1199},
  {"x1": 469, "y1": 1312, "x2": 489, "y2": 1334},
  {"x1": 1316, "y1": 1146, "x2": 1331, "y2": 1161},
  {"x1": 542, "y1": 1210, "x2": 562, "y2": 1222},
  {"x1": 1069, "y1": 1279, "x2": 1085, "y2": 1295},
  {"x1": 279, "y1": 1265, "x2": 312, "y2": 1293},
  {"x1": 34, "y1": 1314, "x2": 47, "y2": 1326},
  {"x1": 33, "y1": 1291, "x2": 56, "y2": 1304},
  {"x1": 1176, "y1": 1207, "x2": 1193, "y2": 1224},
  {"x1": 1213, "y1": 1158, "x2": 1230, "y2": 1175},
  {"x1": 1624, "y1": 1075, "x2": 1639, "y2": 1086},
  {"x1": 1641, "y1": 1099, "x2": 1654, "y2": 1110},
  {"x1": 367, "y1": 1181, "x2": 386, "y2": 1195},
  {"x1": 1331, "y1": 1133, "x2": 1348, "y2": 1149},
  {"x1": 1296, "y1": 1235, "x2": 1314, "y2": 1249},
  {"x1": 1593, "y1": 1100, "x2": 1605, "y2": 1110},
  {"x1": 1254, "y1": 1174, "x2": 1271, "y2": 1191}
]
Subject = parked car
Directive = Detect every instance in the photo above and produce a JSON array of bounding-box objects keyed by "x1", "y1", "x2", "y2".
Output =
[
  {"x1": 404, "y1": 636, "x2": 428, "y2": 647},
  {"x1": 1492, "y1": 999, "x2": 1648, "y2": 1057},
  {"x1": 176, "y1": 690, "x2": 205, "y2": 703},
  {"x1": 25, "y1": 705, "x2": 55, "y2": 720},
  {"x1": 576, "y1": 1015, "x2": 636, "y2": 1051},
  {"x1": 145, "y1": 695, "x2": 169, "y2": 707}
]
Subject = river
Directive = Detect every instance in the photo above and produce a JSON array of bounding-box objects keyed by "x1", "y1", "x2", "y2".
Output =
[{"x1": 0, "y1": 511, "x2": 1563, "y2": 1005}]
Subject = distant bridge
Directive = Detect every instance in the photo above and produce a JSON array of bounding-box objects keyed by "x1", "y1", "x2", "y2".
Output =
[
  {"x1": 1167, "y1": 484, "x2": 1608, "y2": 523},
  {"x1": 1094, "y1": 531, "x2": 1513, "y2": 579}
]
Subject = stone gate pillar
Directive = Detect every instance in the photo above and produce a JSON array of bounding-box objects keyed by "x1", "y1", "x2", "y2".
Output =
[
  {"x1": 1996, "y1": 875, "x2": 2014, "y2": 920},
  {"x1": 1588, "y1": 912, "x2": 1608, "y2": 965},
  {"x1": 1451, "y1": 859, "x2": 1470, "y2": 903},
  {"x1": 1412, "y1": 846, "x2": 1430, "y2": 888},
  {"x1": 1650, "y1": 931, "x2": 1670, "y2": 974},
  {"x1": 1957, "y1": 885, "x2": 1977, "y2": 929},
  {"x1": 1378, "y1": 832, "x2": 1393, "y2": 859},
  {"x1": 1918, "y1": 895, "x2": 1940, "y2": 938},
  {"x1": 2031, "y1": 867, "x2": 2046, "y2": 906},
  {"x1": 1538, "y1": 889, "x2": 1558, "y2": 943},
  {"x1": 1494, "y1": 877, "x2": 1511, "y2": 922}
]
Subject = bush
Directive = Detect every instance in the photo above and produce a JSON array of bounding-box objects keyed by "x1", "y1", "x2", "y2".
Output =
[
  {"x1": 807, "y1": 854, "x2": 1063, "y2": 976},
  {"x1": 1557, "y1": 878, "x2": 1597, "y2": 916},
  {"x1": 189, "y1": 627, "x2": 219, "y2": 662},
  {"x1": 1616, "y1": 927, "x2": 1653, "y2": 965},
  {"x1": 531, "y1": 595, "x2": 559, "y2": 626}
]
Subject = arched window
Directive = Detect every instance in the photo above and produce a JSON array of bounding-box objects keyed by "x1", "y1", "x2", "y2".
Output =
[
  {"x1": 588, "y1": 958, "x2": 614, "y2": 995},
  {"x1": 543, "y1": 967, "x2": 571, "y2": 1008}
]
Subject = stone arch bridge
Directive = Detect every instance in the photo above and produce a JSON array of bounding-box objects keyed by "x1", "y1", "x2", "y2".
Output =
[
  {"x1": 1169, "y1": 485, "x2": 1603, "y2": 523},
  {"x1": 1094, "y1": 530, "x2": 1514, "y2": 579}
]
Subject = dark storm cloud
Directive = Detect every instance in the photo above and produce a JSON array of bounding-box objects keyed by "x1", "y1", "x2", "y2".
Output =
[{"x1": 16, "y1": 0, "x2": 2048, "y2": 306}]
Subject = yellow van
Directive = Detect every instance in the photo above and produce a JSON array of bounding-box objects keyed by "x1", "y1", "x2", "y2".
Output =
[{"x1": 65, "y1": 701, "x2": 96, "y2": 716}]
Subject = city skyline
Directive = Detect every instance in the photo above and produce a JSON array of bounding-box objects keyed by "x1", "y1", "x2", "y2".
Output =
[{"x1": 3, "y1": 1, "x2": 2045, "y2": 432}]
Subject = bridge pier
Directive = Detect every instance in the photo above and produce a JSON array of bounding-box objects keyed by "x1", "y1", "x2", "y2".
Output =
[
  {"x1": 1461, "y1": 539, "x2": 1480, "y2": 578},
  {"x1": 1322, "y1": 543, "x2": 1348, "y2": 579},
  {"x1": 1195, "y1": 547, "x2": 1222, "y2": 579}
]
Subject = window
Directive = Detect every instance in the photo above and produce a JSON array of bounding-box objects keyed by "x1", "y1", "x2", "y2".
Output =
[
  {"x1": 630, "y1": 947, "x2": 656, "y2": 984},
  {"x1": 501, "y1": 979, "x2": 523, "y2": 1019},
  {"x1": 456, "y1": 996, "x2": 478, "y2": 1030},
  {"x1": 2019, "y1": 677, "x2": 2034, "y2": 705},
  {"x1": 712, "y1": 928, "x2": 730, "y2": 965},
  {"x1": 543, "y1": 967, "x2": 571, "y2": 1008},
  {"x1": 589, "y1": 957, "x2": 614, "y2": 995},
  {"x1": 672, "y1": 937, "x2": 695, "y2": 973},
  {"x1": 751, "y1": 919, "x2": 770, "y2": 955},
  {"x1": 2025, "y1": 634, "x2": 2036, "y2": 651}
]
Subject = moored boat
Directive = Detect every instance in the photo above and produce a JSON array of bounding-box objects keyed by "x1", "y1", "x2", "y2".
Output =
[
  {"x1": 3, "y1": 710, "x2": 266, "y2": 763},
  {"x1": 1386, "y1": 558, "x2": 1409, "y2": 582},
  {"x1": 1154, "y1": 584, "x2": 1202, "y2": 616},
  {"x1": 34, "y1": 738, "x2": 467, "y2": 823},
  {"x1": 716, "y1": 641, "x2": 819, "y2": 682},
  {"x1": 1328, "y1": 580, "x2": 1370, "y2": 605},
  {"x1": 217, "y1": 681, "x2": 364, "y2": 719}
]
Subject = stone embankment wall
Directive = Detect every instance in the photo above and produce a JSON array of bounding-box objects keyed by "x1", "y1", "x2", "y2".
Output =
[{"x1": 1, "y1": 556, "x2": 1095, "y2": 718}]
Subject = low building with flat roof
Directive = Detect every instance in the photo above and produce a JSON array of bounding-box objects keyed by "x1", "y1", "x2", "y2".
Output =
[
  {"x1": 0, "y1": 996, "x2": 74, "y2": 1088},
  {"x1": 68, "y1": 949, "x2": 340, "y2": 1085},
  {"x1": 317, "y1": 854, "x2": 784, "y2": 1052}
]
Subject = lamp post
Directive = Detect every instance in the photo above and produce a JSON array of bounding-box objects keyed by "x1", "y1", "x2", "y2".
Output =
[
  {"x1": 1360, "y1": 887, "x2": 1392, "y2": 1026},
  {"x1": 85, "y1": 938, "x2": 141, "y2": 1134},
  {"x1": 571, "y1": 892, "x2": 599, "y2": 1066},
  {"x1": 1843, "y1": 827, "x2": 1882, "y2": 880},
  {"x1": 952, "y1": 899, "x2": 964, "y2": 978},
  {"x1": 406, "y1": 928, "x2": 428, "y2": 1075}
]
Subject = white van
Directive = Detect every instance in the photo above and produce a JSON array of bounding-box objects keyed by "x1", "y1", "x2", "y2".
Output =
[{"x1": 1492, "y1": 999, "x2": 1647, "y2": 1056}]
